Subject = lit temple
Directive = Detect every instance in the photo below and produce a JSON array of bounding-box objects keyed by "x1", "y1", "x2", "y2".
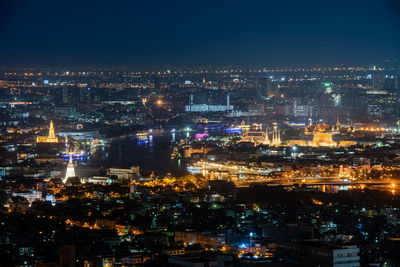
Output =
[
  {"x1": 270, "y1": 123, "x2": 281, "y2": 146},
  {"x1": 290, "y1": 120, "x2": 356, "y2": 147},
  {"x1": 63, "y1": 155, "x2": 76, "y2": 184},
  {"x1": 311, "y1": 132, "x2": 336, "y2": 147},
  {"x1": 241, "y1": 123, "x2": 281, "y2": 146},
  {"x1": 241, "y1": 131, "x2": 266, "y2": 143},
  {"x1": 36, "y1": 120, "x2": 59, "y2": 143}
]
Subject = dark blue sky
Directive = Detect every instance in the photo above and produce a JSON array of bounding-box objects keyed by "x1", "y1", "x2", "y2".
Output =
[{"x1": 0, "y1": 0, "x2": 400, "y2": 67}]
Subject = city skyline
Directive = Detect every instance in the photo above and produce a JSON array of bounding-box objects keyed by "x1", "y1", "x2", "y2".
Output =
[{"x1": 2, "y1": 1, "x2": 400, "y2": 266}]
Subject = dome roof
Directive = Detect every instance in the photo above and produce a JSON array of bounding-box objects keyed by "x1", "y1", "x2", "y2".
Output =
[{"x1": 312, "y1": 132, "x2": 336, "y2": 147}]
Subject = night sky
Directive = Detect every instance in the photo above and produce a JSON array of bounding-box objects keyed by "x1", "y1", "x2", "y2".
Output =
[{"x1": 1, "y1": 0, "x2": 400, "y2": 67}]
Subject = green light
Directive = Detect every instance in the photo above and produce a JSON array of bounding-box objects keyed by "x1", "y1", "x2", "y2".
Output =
[{"x1": 324, "y1": 82, "x2": 331, "y2": 87}]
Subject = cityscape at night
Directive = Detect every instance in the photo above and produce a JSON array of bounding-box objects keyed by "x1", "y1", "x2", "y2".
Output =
[{"x1": 1, "y1": 0, "x2": 400, "y2": 266}]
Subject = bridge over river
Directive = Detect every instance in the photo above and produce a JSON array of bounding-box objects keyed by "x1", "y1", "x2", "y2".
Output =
[{"x1": 235, "y1": 179, "x2": 399, "y2": 188}]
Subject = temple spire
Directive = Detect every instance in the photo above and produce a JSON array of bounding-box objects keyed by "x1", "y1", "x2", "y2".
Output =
[
  {"x1": 63, "y1": 155, "x2": 76, "y2": 184},
  {"x1": 37, "y1": 120, "x2": 59, "y2": 143},
  {"x1": 48, "y1": 120, "x2": 56, "y2": 139},
  {"x1": 278, "y1": 128, "x2": 281, "y2": 144},
  {"x1": 263, "y1": 128, "x2": 270, "y2": 145},
  {"x1": 271, "y1": 123, "x2": 280, "y2": 146},
  {"x1": 336, "y1": 116, "x2": 341, "y2": 130}
]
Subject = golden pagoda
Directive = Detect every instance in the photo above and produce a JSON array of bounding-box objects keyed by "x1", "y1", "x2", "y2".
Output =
[
  {"x1": 335, "y1": 116, "x2": 341, "y2": 131},
  {"x1": 37, "y1": 120, "x2": 59, "y2": 143}
]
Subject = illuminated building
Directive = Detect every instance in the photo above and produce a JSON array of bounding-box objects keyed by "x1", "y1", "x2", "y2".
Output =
[
  {"x1": 12, "y1": 190, "x2": 42, "y2": 203},
  {"x1": 241, "y1": 131, "x2": 266, "y2": 143},
  {"x1": 304, "y1": 121, "x2": 329, "y2": 135},
  {"x1": 63, "y1": 155, "x2": 76, "y2": 184},
  {"x1": 184, "y1": 146, "x2": 213, "y2": 158},
  {"x1": 307, "y1": 123, "x2": 336, "y2": 147},
  {"x1": 331, "y1": 117, "x2": 342, "y2": 133},
  {"x1": 238, "y1": 121, "x2": 251, "y2": 132},
  {"x1": 262, "y1": 129, "x2": 270, "y2": 145},
  {"x1": 106, "y1": 166, "x2": 140, "y2": 182},
  {"x1": 241, "y1": 123, "x2": 281, "y2": 146},
  {"x1": 311, "y1": 132, "x2": 336, "y2": 147},
  {"x1": 270, "y1": 123, "x2": 281, "y2": 146},
  {"x1": 372, "y1": 72, "x2": 385, "y2": 92},
  {"x1": 36, "y1": 120, "x2": 59, "y2": 143},
  {"x1": 258, "y1": 77, "x2": 279, "y2": 98},
  {"x1": 291, "y1": 121, "x2": 356, "y2": 147},
  {"x1": 88, "y1": 176, "x2": 111, "y2": 185},
  {"x1": 185, "y1": 92, "x2": 233, "y2": 112},
  {"x1": 330, "y1": 117, "x2": 356, "y2": 134}
]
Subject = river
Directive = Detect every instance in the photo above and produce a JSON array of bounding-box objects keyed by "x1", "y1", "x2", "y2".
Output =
[{"x1": 91, "y1": 132, "x2": 190, "y2": 175}]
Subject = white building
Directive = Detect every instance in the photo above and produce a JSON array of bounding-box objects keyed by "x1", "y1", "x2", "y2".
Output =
[
  {"x1": 332, "y1": 246, "x2": 360, "y2": 267},
  {"x1": 185, "y1": 104, "x2": 233, "y2": 112},
  {"x1": 107, "y1": 166, "x2": 140, "y2": 182},
  {"x1": 282, "y1": 243, "x2": 360, "y2": 267},
  {"x1": 12, "y1": 190, "x2": 42, "y2": 203},
  {"x1": 88, "y1": 176, "x2": 111, "y2": 185}
]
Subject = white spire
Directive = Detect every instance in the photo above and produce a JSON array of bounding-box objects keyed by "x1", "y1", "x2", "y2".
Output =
[
  {"x1": 63, "y1": 155, "x2": 76, "y2": 184},
  {"x1": 263, "y1": 128, "x2": 270, "y2": 145},
  {"x1": 277, "y1": 128, "x2": 281, "y2": 144},
  {"x1": 271, "y1": 123, "x2": 281, "y2": 146}
]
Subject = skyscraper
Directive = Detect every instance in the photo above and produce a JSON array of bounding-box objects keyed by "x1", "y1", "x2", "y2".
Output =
[
  {"x1": 395, "y1": 74, "x2": 400, "y2": 92},
  {"x1": 62, "y1": 87, "x2": 68, "y2": 103},
  {"x1": 79, "y1": 87, "x2": 91, "y2": 103},
  {"x1": 258, "y1": 77, "x2": 279, "y2": 98},
  {"x1": 154, "y1": 78, "x2": 160, "y2": 93},
  {"x1": 372, "y1": 73, "x2": 385, "y2": 92}
]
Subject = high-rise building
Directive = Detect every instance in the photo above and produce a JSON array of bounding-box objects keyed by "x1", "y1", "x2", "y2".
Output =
[
  {"x1": 258, "y1": 77, "x2": 279, "y2": 98},
  {"x1": 185, "y1": 91, "x2": 233, "y2": 112},
  {"x1": 154, "y1": 78, "x2": 160, "y2": 93},
  {"x1": 79, "y1": 87, "x2": 91, "y2": 103},
  {"x1": 62, "y1": 87, "x2": 68, "y2": 103},
  {"x1": 372, "y1": 73, "x2": 385, "y2": 91},
  {"x1": 257, "y1": 78, "x2": 268, "y2": 98}
]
